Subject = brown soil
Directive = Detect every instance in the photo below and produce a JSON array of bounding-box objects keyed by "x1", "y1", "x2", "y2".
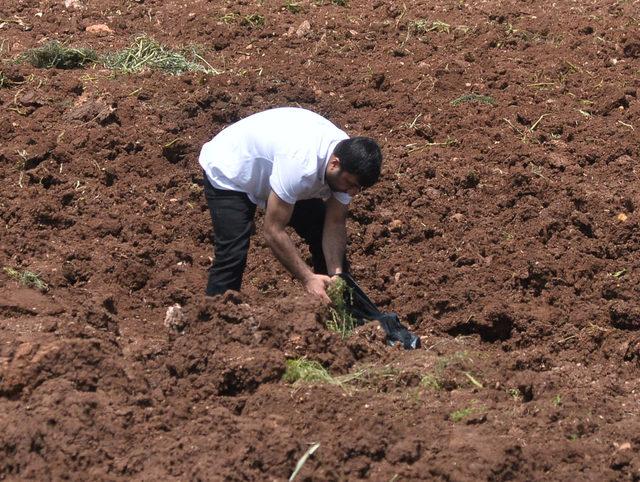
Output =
[{"x1": 1, "y1": 0, "x2": 639, "y2": 480}]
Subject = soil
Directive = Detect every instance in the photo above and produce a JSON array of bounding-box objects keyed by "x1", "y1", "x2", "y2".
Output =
[{"x1": 1, "y1": 0, "x2": 639, "y2": 480}]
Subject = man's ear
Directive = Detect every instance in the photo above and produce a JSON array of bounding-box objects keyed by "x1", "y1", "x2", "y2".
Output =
[{"x1": 329, "y1": 155, "x2": 341, "y2": 169}]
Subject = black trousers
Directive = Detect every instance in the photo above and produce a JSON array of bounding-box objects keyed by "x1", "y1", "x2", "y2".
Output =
[{"x1": 203, "y1": 174, "x2": 336, "y2": 296}]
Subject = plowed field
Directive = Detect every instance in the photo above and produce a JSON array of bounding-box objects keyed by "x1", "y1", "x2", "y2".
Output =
[{"x1": 1, "y1": 0, "x2": 639, "y2": 480}]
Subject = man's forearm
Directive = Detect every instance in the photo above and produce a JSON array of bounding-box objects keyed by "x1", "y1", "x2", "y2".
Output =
[
  {"x1": 323, "y1": 222, "x2": 347, "y2": 275},
  {"x1": 265, "y1": 228, "x2": 314, "y2": 282}
]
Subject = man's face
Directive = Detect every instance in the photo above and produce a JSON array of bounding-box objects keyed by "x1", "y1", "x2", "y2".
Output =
[
  {"x1": 326, "y1": 156, "x2": 362, "y2": 196},
  {"x1": 327, "y1": 168, "x2": 362, "y2": 197}
]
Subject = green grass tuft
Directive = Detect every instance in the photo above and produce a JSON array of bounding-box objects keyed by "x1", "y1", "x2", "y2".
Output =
[
  {"x1": 104, "y1": 35, "x2": 220, "y2": 75},
  {"x1": 410, "y1": 19, "x2": 451, "y2": 34},
  {"x1": 283, "y1": 358, "x2": 336, "y2": 384},
  {"x1": 450, "y1": 93, "x2": 496, "y2": 106},
  {"x1": 326, "y1": 277, "x2": 357, "y2": 338},
  {"x1": 284, "y1": 0, "x2": 303, "y2": 13},
  {"x1": 220, "y1": 13, "x2": 266, "y2": 27},
  {"x1": 420, "y1": 373, "x2": 442, "y2": 390},
  {"x1": 19, "y1": 41, "x2": 98, "y2": 69},
  {"x1": 0, "y1": 71, "x2": 8, "y2": 88},
  {"x1": 240, "y1": 14, "x2": 265, "y2": 27},
  {"x1": 3, "y1": 267, "x2": 48, "y2": 291},
  {"x1": 449, "y1": 406, "x2": 474, "y2": 422}
]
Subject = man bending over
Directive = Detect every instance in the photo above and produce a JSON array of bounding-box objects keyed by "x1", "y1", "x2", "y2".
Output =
[{"x1": 199, "y1": 107, "x2": 382, "y2": 303}]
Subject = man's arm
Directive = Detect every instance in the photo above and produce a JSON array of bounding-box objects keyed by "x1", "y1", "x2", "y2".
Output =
[
  {"x1": 264, "y1": 190, "x2": 332, "y2": 302},
  {"x1": 323, "y1": 196, "x2": 348, "y2": 275}
]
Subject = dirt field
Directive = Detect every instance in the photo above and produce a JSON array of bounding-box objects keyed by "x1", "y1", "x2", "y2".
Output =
[{"x1": 1, "y1": 0, "x2": 639, "y2": 480}]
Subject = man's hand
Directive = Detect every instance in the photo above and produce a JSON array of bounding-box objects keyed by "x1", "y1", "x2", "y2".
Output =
[{"x1": 303, "y1": 273, "x2": 332, "y2": 304}]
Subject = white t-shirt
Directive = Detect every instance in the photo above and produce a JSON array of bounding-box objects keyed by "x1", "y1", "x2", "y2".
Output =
[{"x1": 199, "y1": 107, "x2": 351, "y2": 208}]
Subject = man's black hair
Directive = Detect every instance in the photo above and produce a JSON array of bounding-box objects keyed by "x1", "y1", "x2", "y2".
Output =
[{"x1": 333, "y1": 137, "x2": 382, "y2": 188}]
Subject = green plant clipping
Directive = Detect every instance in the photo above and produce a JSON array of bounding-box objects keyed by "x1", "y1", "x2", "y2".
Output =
[
  {"x1": 410, "y1": 19, "x2": 451, "y2": 34},
  {"x1": 284, "y1": 1, "x2": 303, "y2": 13},
  {"x1": 420, "y1": 373, "x2": 442, "y2": 390},
  {"x1": 450, "y1": 93, "x2": 496, "y2": 106},
  {"x1": 463, "y1": 371, "x2": 483, "y2": 388},
  {"x1": 104, "y1": 35, "x2": 219, "y2": 75},
  {"x1": 240, "y1": 14, "x2": 265, "y2": 27},
  {"x1": 3, "y1": 267, "x2": 48, "y2": 291},
  {"x1": 326, "y1": 277, "x2": 357, "y2": 338},
  {"x1": 508, "y1": 388, "x2": 522, "y2": 400},
  {"x1": 289, "y1": 443, "x2": 320, "y2": 481},
  {"x1": 611, "y1": 268, "x2": 627, "y2": 278},
  {"x1": 283, "y1": 358, "x2": 335, "y2": 384},
  {"x1": 19, "y1": 41, "x2": 98, "y2": 69},
  {"x1": 449, "y1": 406, "x2": 474, "y2": 422}
]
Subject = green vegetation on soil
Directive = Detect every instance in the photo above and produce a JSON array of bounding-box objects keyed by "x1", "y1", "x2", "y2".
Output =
[
  {"x1": 325, "y1": 277, "x2": 357, "y2": 338},
  {"x1": 449, "y1": 407, "x2": 475, "y2": 422},
  {"x1": 420, "y1": 351, "x2": 485, "y2": 391},
  {"x1": 508, "y1": 388, "x2": 523, "y2": 401},
  {"x1": 420, "y1": 374, "x2": 442, "y2": 390},
  {"x1": 104, "y1": 35, "x2": 219, "y2": 75},
  {"x1": 284, "y1": 1, "x2": 303, "y2": 13},
  {"x1": 3, "y1": 267, "x2": 48, "y2": 291},
  {"x1": 220, "y1": 13, "x2": 266, "y2": 28},
  {"x1": 410, "y1": 19, "x2": 452, "y2": 34},
  {"x1": 283, "y1": 358, "x2": 337, "y2": 384},
  {"x1": 16, "y1": 36, "x2": 219, "y2": 75},
  {"x1": 19, "y1": 41, "x2": 98, "y2": 69},
  {"x1": 284, "y1": 359, "x2": 406, "y2": 391},
  {"x1": 241, "y1": 14, "x2": 266, "y2": 27}
]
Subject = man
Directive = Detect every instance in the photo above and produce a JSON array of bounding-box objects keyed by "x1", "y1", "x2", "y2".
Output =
[{"x1": 199, "y1": 107, "x2": 382, "y2": 302}]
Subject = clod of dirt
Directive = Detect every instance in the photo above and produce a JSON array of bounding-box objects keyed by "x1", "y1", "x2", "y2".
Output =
[
  {"x1": 623, "y1": 41, "x2": 640, "y2": 58},
  {"x1": 0, "y1": 288, "x2": 63, "y2": 317},
  {"x1": 113, "y1": 261, "x2": 150, "y2": 291},
  {"x1": 547, "y1": 152, "x2": 572, "y2": 170},
  {"x1": 164, "y1": 303, "x2": 186, "y2": 332},
  {"x1": 85, "y1": 24, "x2": 113, "y2": 35},
  {"x1": 369, "y1": 72, "x2": 389, "y2": 91},
  {"x1": 623, "y1": 338, "x2": 640, "y2": 364},
  {"x1": 18, "y1": 91, "x2": 44, "y2": 108},
  {"x1": 162, "y1": 141, "x2": 190, "y2": 164},
  {"x1": 609, "y1": 302, "x2": 640, "y2": 330},
  {"x1": 448, "y1": 303, "x2": 514, "y2": 342},
  {"x1": 65, "y1": 95, "x2": 118, "y2": 125},
  {"x1": 296, "y1": 20, "x2": 311, "y2": 37},
  {"x1": 64, "y1": 0, "x2": 84, "y2": 9},
  {"x1": 389, "y1": 219, "x2": 402, "y2": 232}
]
